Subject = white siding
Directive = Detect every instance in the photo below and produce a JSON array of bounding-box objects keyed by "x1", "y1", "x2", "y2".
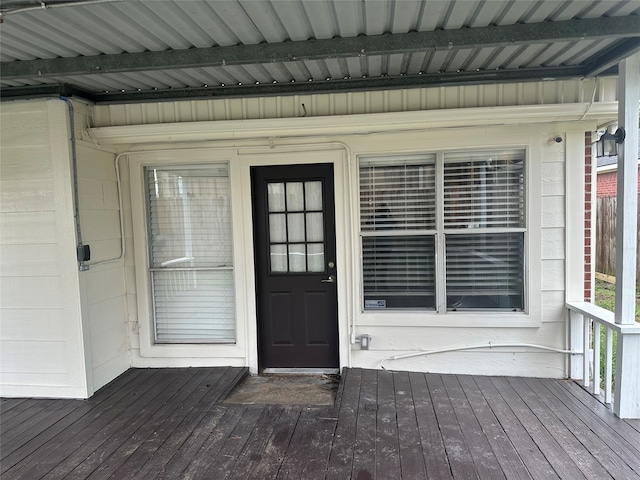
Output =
[
  {"x1": 89, "y1": 78, "x2": 615, "y2": 130},
  {"x1": 111, "y1": 117, "x2": 586, "y2": 378},
  {"x1": 0, "y1": 81, "x2": 606, "y2": 392},
  {"x1": 0, "y1": 99, "x2": 89, "y2": 398},
  {"x1": 76, "y1": 143, "x2": 130, "y2": 392}
]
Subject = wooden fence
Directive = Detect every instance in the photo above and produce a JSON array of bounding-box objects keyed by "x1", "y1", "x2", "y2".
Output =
[{"x1": 595, "y1": 195, "x2": 640, "y2": 281}]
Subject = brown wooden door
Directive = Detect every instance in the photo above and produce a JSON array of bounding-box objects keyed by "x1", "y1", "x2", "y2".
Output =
[{"x1": 251, "y1": 163, "x2": 338, "y2": 369}]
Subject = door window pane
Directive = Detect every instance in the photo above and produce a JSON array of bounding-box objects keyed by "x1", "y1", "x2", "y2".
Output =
[
  {"x1": 269, "y1": 214, "x2": 287, "y2": 243},
  {"x1": 270, "y1": 245, "x2": 287, "y2": 272},
  {"x1": 308, "y1": 243, "x2": 325, "y2": 272},
  {"x1": 268, "y1": 183, "x2": 286, "y2": 212},
  {"x1": 306, "y1": 212, "x2": 324, "y2": 242},
  {"x1": 305, "y1": 181, "x2": 323, "y2": 210},
  {"x1": 287, "y1": 213, "x2": 306, "y2": 242},
  {"x1": 289, "y1": 244, "x2": 307, "y2": 272},
  {"x1": 286, "y1": 182, "x2": 304, "y2": 211}
]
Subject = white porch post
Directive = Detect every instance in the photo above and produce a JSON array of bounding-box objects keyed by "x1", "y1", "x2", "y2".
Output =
[{"x1": 613, "y1": 51, "x2": 640, "y2": 418}]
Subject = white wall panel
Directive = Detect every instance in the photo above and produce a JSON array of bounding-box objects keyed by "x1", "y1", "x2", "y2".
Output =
[
  {"x1": 0, "y1": 244, "x2": 64, "y2": 276},
  {"x1": 541, "y1": 260, "x2": 566, "y2": 292},
  {"x1": 0, "y1": 309, "x2": 68, "y2": 342},
  {"x1": 76, "y1": 142, "x2": 130, "y2": 393},
  {"x1": 0, "y1": 99, "x2": 88, "y2": 398},
  {"x1": 541, "y1": 291, "x2": 568, "y2": 323},
  {"x1": 541, "y1": 228, "x2": 566, "y2": 260},
  {"x1": 90, "y1": 79, "x2": 614, "y2": 130},
  {"x1": 0, "y1": 179, "x2": 56, "y2": 212},
  {"x1": 354, "y1": 322, "x2": 567, "y2": 351},
  {"x1": 353, "y1": 351, "x2": 566, "y2": 378},
  {"x1": 84, "y1": 77, "x2": 599, "y2": 378},
  {"x1": 541, "y1": 196, "x2": 566, "y2": 228},
  {"x1": 0, "y1": 146, "x2": 52, "y2": 179},
  {"x1": 541, "y1": 163, "x2": 566, "y2": 196},
  {"x1": 0, "y1": 212, "x2": 57, "y2": 244}
]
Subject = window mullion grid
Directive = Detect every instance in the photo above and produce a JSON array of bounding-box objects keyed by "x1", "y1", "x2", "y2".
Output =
[
  {"x1": 435, "y1": 152, "x2": 447, "y2": 314},
  {"x1": 284, "y1": 183, "x2": 290, "y2": 272}
]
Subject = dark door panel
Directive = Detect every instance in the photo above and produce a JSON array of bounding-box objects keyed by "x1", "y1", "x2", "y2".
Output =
[{"x1": 252, "y1": 163, "x2": 338, "y2": 369}]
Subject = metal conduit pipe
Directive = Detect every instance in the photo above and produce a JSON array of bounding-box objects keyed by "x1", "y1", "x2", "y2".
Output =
[
  {"x1": 60, "y1": 96, "x2": 89, "y2": 271},
  {"x1": 379, "y1": 343, "x2": 576, "y2": 370}
]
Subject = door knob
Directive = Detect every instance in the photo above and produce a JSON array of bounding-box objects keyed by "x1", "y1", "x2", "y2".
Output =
[{"x1": 321, "y1": 275, "x2": 336, "y2": 283}]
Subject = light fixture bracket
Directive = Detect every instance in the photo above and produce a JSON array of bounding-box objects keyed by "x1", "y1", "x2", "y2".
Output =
[{"x1": 613, "y1": 127, "x2": 626, "y2": 144}]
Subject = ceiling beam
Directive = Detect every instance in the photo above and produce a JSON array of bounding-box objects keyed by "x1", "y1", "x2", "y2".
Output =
[
  {"x1": 1, "y1": 16, "x2": 639, "y2": 80},
  {"x1": 0, "y1": 83, "x2": 95, "y2": 100},
  {"x1": 584, "y1": 38, "x2": 640, "y2": 77},
  {"x1": 4, "y1": 66, "x2": 581, "y2": 104}
]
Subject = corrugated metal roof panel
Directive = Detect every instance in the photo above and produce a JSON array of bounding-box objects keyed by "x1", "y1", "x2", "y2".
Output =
[{"x1": 1, "y1": 0, "x2": 638, "y2": 102}]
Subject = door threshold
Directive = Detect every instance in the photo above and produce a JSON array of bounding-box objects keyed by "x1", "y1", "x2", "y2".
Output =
[{"x1": 262, "y1": 368, "x2": 339, "y2": 375}]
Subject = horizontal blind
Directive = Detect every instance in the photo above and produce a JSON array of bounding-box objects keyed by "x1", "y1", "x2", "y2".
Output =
[
  {"x1": 152, "y1": 270, "x2": 235, "y2": 341},
  {"x1": 362, "y1": 235, "x2": 435, "y2": 309},
  {"x1": 146, "y1": 165, "x2": 235, "y2": 342},
  {"x1": 443, "y1": 149, "x2": 524, "y2": 229},
  {"x1": 445, "y1": 233, "x2": 524, "y2": 310},
  {"x1": 148, "y1": 166, "x2": 232, "y2": 268},
  {"x1": 360, "y1": 154, "x2": 436, "y2": 231}
]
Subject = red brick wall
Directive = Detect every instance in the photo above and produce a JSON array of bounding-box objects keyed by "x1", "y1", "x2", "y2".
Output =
[
  {"x1": 585, "y1": 133, "x2": 592, "y2": 302},
  {"x1": 597, "y1": 169, "x2": 640, "y2": 198},
  {"x1": 597, "y1": 171, "x2": 618, "y2": 197}
]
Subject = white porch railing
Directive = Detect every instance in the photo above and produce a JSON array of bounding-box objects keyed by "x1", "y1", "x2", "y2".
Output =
[{"x1": 567, "y1": 301, "x2": 640, "y2": 418}]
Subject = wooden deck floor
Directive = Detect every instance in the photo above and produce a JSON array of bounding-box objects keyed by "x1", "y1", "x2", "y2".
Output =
[{"x1": 2, "y1": 367, "x2": 640, "y2": 479}]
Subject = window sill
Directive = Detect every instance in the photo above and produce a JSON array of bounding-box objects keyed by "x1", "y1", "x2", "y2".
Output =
[
  {"x1": 139, "y1": 341, "x2": 244, "y2": 358},
  {"x1": 357, "y1": 311, "x2": 541, "y2": 328}
]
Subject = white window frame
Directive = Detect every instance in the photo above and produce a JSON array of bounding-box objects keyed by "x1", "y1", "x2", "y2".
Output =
[
  {"x1": 357, "y1": 145, "x2": 538, "y2": 325},
  {"x1": 129, "y1": 150, "x2": 247, "y2": 359},
  {"x1": 145, "y1": 164, "x2": 236, "y2": 344}
]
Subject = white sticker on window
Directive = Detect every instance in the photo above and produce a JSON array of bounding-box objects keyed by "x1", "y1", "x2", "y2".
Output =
[{"x1": 365, "y1": 300, "x2": 386, "y2": 308}]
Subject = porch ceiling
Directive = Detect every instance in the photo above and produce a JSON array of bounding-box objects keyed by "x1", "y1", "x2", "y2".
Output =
[{"x1": 1, "y1": 0, "x2": 639, "y2": 104}]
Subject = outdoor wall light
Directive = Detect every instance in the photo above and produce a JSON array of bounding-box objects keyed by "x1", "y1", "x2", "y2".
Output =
[{"x1": 596, "y1": 128, "x2": 626, "y2": 157}]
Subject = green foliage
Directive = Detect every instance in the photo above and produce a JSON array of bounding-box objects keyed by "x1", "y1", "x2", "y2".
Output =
[{"x1": 594, "y1": 279, "x2": 640, "y2": 321}]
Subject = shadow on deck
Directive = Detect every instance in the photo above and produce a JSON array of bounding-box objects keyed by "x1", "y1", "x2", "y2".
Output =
[{"x1": 2, "y1": 367, "x2": 640, "y2": 479}]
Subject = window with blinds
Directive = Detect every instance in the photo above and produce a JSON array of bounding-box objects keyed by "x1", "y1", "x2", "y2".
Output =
[
  {"x1": 146, "y1": 165, "x2": 235, "y2": 343},
  {"x1": 359, "y1": 149, "x2": 525, "y2": 312},
  {"x1": 360, "y1": 155, "x2": 437, "y2": 309}
]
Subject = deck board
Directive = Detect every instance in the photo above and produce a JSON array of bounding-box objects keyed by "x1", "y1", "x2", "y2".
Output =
[
  {"x1": 441, "y1": 374, "x2": 505, "y2": 480},
  {"x1": 457, "y1": 375, "x2": 530, "y2": 480},
  {"x1": 247, "y1": 406, "x2": 301, "y2": 480},
  {"x1": 106, "y1": 368, "x2": 222, "y2": 480},
  {"x1": 473, "y1": 375, "x2": 560, "y2": 480},
  {"x1": 394, "y1": 371, "x2": 427, "y2": 480},
  {"x1": 523, "y1": 378, "x2": 632, "y2": 480},
  {"x1": 409, "y1": 371, "x2": 453, "y2": 480},
  {"x1": 490, "y1": 377, "x2": 587, "y2": 480},
  {"x1": 508, "y1": 377, "x2": 611, "y2": 480},
  {"x1": 222, "y1": 405, "x2": 284, "y2": 480},
  {"x1": 374, "y1": 370, "x2": 401, "y2": 479},
  {"x1": 2, "y1": 367, "x2": 640, "y2": 479},
  {"x1": 427, "y1": 373, "x2": 479, "y2": 480},
  {"x1": 325, "y1": 368, "x2": 360, "y2": 480},
  {"x1": 351, "y1": 368, "x2": 378, "y2": 480}
]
